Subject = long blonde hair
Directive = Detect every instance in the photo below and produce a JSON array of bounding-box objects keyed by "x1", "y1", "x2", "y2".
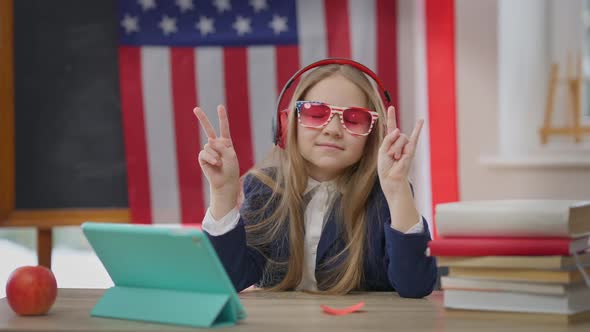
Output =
[{"x1": 243, "y1": 64, "x2": 387, "y2": 294}]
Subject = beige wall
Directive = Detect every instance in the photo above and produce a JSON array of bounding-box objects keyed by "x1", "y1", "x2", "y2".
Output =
[{"x1": 455, "y1": 0, "x2": 590, "y2": 201}]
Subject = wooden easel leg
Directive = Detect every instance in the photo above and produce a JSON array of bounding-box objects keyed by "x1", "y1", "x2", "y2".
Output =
[
  {"x1": 37, "y1": 228, "x2": 53, "y2": 269},
  {"x1": 541, "y1": 63, "x2": 558, "y2": 144},
  {"x1": 574, "y1": 53, "x2": 583, "y2": 142}
]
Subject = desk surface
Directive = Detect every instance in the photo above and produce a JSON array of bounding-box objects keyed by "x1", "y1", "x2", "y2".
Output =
[{"x1": 0, "y1": 289, "x2": 589, "y2": 331}]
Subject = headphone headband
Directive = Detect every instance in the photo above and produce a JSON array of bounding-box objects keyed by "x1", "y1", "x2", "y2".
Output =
[{"x1": 272, "y1": 58, "x2": 392, "y2": 148}]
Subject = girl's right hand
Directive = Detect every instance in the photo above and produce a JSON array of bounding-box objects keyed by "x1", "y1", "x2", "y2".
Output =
[{"x1": 194, "y1": 105, "x2": 240, "y2": 202}]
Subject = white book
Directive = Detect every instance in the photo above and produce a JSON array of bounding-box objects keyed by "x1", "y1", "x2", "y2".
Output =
[
  {"x1": 441, "y1": 276, "x2": 585, "y2": 296},
  {"x1": 444, "y1": 288, "x2": 590, "y2": 315},
  {"x1": 436, "y1": 253, "x2": 590, "y2": 270},
  {"x1": 435, "y1": 200, "x2": 590, "y2": 238}
]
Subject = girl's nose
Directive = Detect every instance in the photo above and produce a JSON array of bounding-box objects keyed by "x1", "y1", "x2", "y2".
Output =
[{"x1": 322, "y1": 114, "x2": 343, "y2": 137}]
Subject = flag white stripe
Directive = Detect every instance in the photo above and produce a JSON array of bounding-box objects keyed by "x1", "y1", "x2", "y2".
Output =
[
  {"x1": 349, "y1": 0, "x2": 376, "y2": 72},
  {"x1": 141, "y1": 48, "x2": 181, "y2": 223},
  {"x1": 397, "y1": 0, "x2": 418, "y2": 134},
  {"x1": 247, "y1": 47, "x2": 277, "y2": 165},
  {"x1": 297, "y1": 0, "x2": 327, "y2": 66},
  {"x1": 195, "y1": 47, "x2": 225, "y2": 208},
  {"x1": 397, "y1": 0, "x2": 433, "y2": 232}
]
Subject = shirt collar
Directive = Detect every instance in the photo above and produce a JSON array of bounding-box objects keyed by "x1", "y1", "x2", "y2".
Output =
[{"x1": 304, "y1": 177, "x2": 339, "y2": 196}]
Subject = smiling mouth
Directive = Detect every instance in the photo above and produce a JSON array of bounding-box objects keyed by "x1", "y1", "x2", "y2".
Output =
[{"x1": 316, "y1": 143, "x2": 344, "y2": 150}]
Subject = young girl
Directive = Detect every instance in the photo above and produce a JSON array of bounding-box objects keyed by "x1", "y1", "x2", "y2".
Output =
[{"x1": 193, "y1": 62, "x2": 437, "y2": 298}]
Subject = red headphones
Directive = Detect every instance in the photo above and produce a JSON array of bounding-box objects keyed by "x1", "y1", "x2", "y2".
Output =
[{"x1": 272, "y1": 58, "x2": 392, "y2": 148}]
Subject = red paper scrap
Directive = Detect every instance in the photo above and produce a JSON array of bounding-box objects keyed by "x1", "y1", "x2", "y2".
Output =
[{"x1": 320, "y1": 301, "x2": 365, "y2": 316}]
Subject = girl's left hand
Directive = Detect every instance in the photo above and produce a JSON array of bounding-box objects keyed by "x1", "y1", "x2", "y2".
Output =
[{"x1": 377, "y1": 106, "x2": 424, "y2": 197}]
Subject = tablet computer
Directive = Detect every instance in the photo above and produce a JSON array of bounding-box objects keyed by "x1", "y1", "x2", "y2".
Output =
[{"x1": 82, "y1": 222, "x2": 246, "y2": 328}]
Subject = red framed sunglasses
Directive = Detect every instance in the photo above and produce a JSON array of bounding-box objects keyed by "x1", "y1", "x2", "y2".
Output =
[{"x1": 295, "y1": 101, "x2": 379, "y2": 136}]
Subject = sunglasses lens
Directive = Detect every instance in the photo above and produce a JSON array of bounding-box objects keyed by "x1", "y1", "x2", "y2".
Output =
[
  {"x1": 342, "y1": 108, "x2": 373, "y2": 135},
  {"x1": 299, "y1": 102, "x2": 331, "y2": 127}
]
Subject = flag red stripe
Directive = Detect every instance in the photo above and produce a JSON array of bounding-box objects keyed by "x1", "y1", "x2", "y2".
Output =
[
  {"x1": 275, "y1": 45, "x2": 300, "y2": 108},
  {"x1": 376, "y1": 0, "x2": 399, "y2": 125},
  {"x1": 223, "y1": 48, "x2": 255, "y2": 175},
  {"x1": 425, "y1": 0, "x2": 459, "y2": 238},
  {"x1": 170, "y1": 48, "x2": 205, "y2": 224},
  {"x1": 324, "y1": 0, "x2": 351, "y2": 58},
  {"x1": 118, "y1": 47, "x2": 152, "y2": 224}
]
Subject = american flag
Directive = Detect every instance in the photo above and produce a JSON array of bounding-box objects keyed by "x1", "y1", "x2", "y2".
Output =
[{"x1": 117, "y1": 0, "x2": 458, "y2": 237}]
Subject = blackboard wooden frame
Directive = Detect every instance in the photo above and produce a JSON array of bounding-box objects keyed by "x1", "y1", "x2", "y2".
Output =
[{"x1": 0, "y1": 0, "x2": 129, "y2": 269}]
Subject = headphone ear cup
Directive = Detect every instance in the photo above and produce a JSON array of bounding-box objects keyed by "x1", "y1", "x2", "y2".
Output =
[
  {"x1": 271, "y1": 112, "x2": 278, "y2": 145},
  {"x1": 278, "y1": 109, "x2": 290, "y2": 149}
]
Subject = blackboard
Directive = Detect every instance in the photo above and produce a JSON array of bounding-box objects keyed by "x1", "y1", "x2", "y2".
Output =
[{"x1": 14, "y1": 0, "x2": 127, "y2": 209}]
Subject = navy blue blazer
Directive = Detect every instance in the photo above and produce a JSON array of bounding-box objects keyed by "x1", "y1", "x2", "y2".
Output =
[{"x1": 205, "y1": 173, "x2": 437, "y2": 298}]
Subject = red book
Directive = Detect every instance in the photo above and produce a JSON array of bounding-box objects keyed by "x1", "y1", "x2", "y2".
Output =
[{"x1": 427, "y1": 237, "x2": 589, "y2": 257}]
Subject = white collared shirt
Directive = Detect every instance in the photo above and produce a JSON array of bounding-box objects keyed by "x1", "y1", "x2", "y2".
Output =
[{"x1": 202, "y1": 178, "x2": 424, "y2": 291}]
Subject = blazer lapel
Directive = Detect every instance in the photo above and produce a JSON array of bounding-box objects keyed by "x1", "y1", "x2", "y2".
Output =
[{"x1": 315, "y1": 206, "x2": 341, "y2": 266}]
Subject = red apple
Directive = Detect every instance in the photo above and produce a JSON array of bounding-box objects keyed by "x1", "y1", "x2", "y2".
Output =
[{"x1": 5, "y1": 266, "x2": 58, "y2": 316}]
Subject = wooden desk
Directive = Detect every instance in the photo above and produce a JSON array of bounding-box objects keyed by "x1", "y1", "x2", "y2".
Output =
[{"x1": 0, "y1": 289, "x2": 588, "y2": 331}]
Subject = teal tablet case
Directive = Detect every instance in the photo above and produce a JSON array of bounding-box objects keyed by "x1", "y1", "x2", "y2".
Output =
[{"x1": 81, "y1": 222, "x2": 246, "y2": 328}]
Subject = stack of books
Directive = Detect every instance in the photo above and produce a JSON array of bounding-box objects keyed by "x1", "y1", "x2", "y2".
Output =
[{"x1": 428, "y1": 200, "x2": 590, "y2": 321}]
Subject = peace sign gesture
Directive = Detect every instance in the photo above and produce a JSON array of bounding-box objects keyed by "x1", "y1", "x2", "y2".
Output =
[
  {"x1": 377, "y1": 106, "x2": 424, "y2": 200},
  {"x1": 194, "y1": 105, "x2": 240, "y2": 200}
]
